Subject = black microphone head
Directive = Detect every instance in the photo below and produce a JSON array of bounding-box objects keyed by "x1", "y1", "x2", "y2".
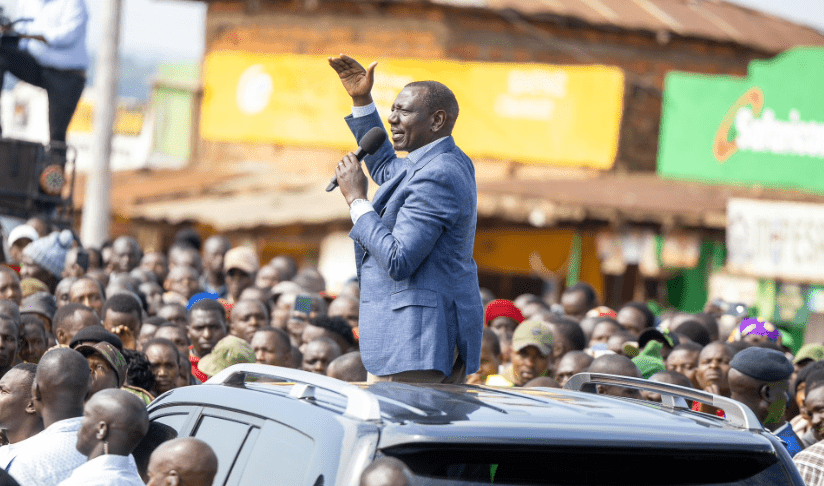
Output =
[{"x1": 359, "y1": 127, "x2": 387, "y2": 155}]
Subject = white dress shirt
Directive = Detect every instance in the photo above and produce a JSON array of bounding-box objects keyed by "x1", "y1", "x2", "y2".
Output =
[
  {"x1": 348, "y1": 102, "x2": 450, "y2": 224},
  {"x1": 0, "y1": 438, "x2": 30, "y2": 471},
  {"x1": 8, "y1": 416, "x2": 87, "y2": 486},
  {"x1": 57, "y1": 454, "x2": 144, "y2": 486},
  {"x1": 17, "y1": 0, "x2": 89, "y2": 69}
]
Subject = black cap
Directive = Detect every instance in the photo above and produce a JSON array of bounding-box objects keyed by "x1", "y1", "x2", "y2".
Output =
[
  {"x1": 730, "y1": 347, "x2": 793, "y2": 382},
  {"x1": 20, "y1": 292, "x2": 57, "y2": 322},
  {"x1": 638, "y1": 328, "x2": 678, "y2": 350},
  {"x1": 69, "y1": 325, "x2": 123, "y2": 351},
  {"x1": 673, "y1": 320, "x2": 711, "y2": 347}
]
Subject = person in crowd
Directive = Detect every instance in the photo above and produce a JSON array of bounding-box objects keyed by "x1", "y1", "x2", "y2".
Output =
[
  {"x1": 140, "y1": 252, "x2": 169, "y2": 286},
  {"x1": 20, "y1": 230, "x2": 73, "y2": 294},
  {"x1": 359, "y1": 457, "x2": 413, "y2": 486},
  {"x1": 673, "y1": 320, "x2": 711, "y2": 347},
  {"x1": 167, "y1": 245, "x2": 202, "y2": 275},
  {"x1": 269, "y1": 255, "x2": 298, "y2": 283},
  {"x1": 302, "y1": 337, "x2": 342, "y2": 376},
  {"x1": 20, "y1": 291, "x2": 56, "y2": 334},
  {"x1": 62, "y1": 248, "x2": 88, "y2": 280},
  {"x1": 75, "y1": 341, "x2": 127, "y2": 398},
  {"x1": 794, "y1": 343, "x2": 824, "y2": 384},
  {"x1": 200, "y1": 236, "x2": 230, "y2": 298},
  {"x1": 224, "y1": 247, "x2": 259, "y2": 304},
  {"x1": 163, "y1": 266, "x2": 201, "y2": 305},
  {"x1": 230, "y1": 299, "x2": 269, "y2": 343},
  {"x1": 100, "y1": 293, "x2": 142, "y2": 350},
  {"x1": 69, "y1": 326, "x2": 122, "y2": 351},
  {"x1": 0, "y1": 266, "x2": 22, "y2": 306},
  {"x1": 6, "y1": 226, "x2": 38, "y2": 267},
  {"x1": 0, "y1": 363, "x2": 41, "y2": 468},
  {"x1": 0, "y1": 314, "x2": 18, "y2": 379},
  {"x1": 728, "y1": 346, "x2": 801, "y2": 456},
  {"x1": 560, "y1": 282, "x2": 599, "y2": 320},
  {"x1": 329, "y1": 55, "x2": 482, "y2": 384},
  {"x1": 110, "y1": 237, "x2": 142, "y2": 276},
  {"x1": 616, "y1": 302, "x2": 656, "y2": 336},
  {"x1": 60, "y1": 389, "x2": 148, "y2": 486},
  {"x1": 792, "y1": 362, "x2": 824, "y2": 436},
  {"x1": 121, "y1": 349, "x2": 155, "y2": 405},
  {"x1": 237, "y1": 287, "x2": 272, "y2": 311},
  {"x1": 157, "y1": 303, "x2": 188, "y2": 329},
  {"x1": 485, "y1": 299, "x2": 524, "y2": 342},
  {"x1": 632, "y1": 340, "x2": 666, "y2": 379},
  {"x1": 292, "y1": 267, "x2": 326, "y2": 294},
  {"x1": 641, "y1": 370, "x2": 693, "y2": 402},
  {"x1": 254, "y1": 265, "x2": 279, "y2": 291},
  {"x1": 142, "y1": 339, "x2": 181, "y2": 396},
  {"x1": 695, "y1": 342, "x2": 733, "y2": 397},
  {"x1": 146, "y1": 437, "x2": 218, "y2": 486},
  {"x1": 501, "y1": 321, "x2": 553, "y2": 387},
  {"x1": 466, "y1": 328, "x2": 501, "y2": 385},
  {"x1": 301, "y1": 316, "x2": 355, "y2": 354},
  {"x1": 139, "y1": 282, "x2": 165, "y2": 317},
  {"x1": 250, "y1": 327, "x2": 292, "y2": 367},
  {"x1": 328, "y1": 295, "x2": 359, "y2": 330},
  {"x1": 544, "y1": 316, "x2": 586, "y2": 366},
  {"x1": 69, "y1": 277, "x2": 105, "y2": 317},
  {"x1": 588, "y1": 317, "x2": 624, "y2": 349},
  {"x1": 271, "y1": 286, "x2": 302, "y2": 330},
  {"x1": 8, "y1": 348, "x2": 89, "y2": 485},
  {"x1": 137, "y1": 316, "x2": 162, "y2": 351},
  {"x1": 187, "y1": 299, "x2": 228, "y2": 382},
  {"x1": 327, "y1": 351, "x2": 367, "y2": 382},
  {"x1": 553, "y1": 351, "x2": 593, "y2": 388},
  {"x1": 664, "y1": 341, "x2": 702, "y2": 388},
  {"x1": 795, "y1": 439, "x2": 824, "y2": 485},
  {"x1": 19, "y1": 315, "x2": 47, "y2": 363},
  {"x1": 154, "y1": 323, "x2": 195, "y2": 386},
  {"x1": 800, "y1": 381, "x2": 824, "y2": 448},
  {"x1": 19, "y1": 277, "x2": 49, "y2": 299},
  {"x1": 55, "y1": 277, "x2": 78, "y2": 310},
  {"x1": 132, "y1": 422, "x2": 177, "y2": 483},
  {"x1": 587, "y1": 354, "x2": 643, "y2": 399}
]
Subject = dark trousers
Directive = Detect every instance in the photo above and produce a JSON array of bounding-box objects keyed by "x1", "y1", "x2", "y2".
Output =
[{"x1": 0, "y1": 44, "x2": 86, "y2": 143}]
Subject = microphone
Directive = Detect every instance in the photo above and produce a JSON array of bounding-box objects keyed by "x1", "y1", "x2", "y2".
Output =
[{"x1": 326, "y1": 127, "x2": 387, "y2": 192}]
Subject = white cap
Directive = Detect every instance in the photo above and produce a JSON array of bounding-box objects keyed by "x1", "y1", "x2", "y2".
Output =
[{"x1": 8, "y1": 225, "x2": 39, "y2": 247}]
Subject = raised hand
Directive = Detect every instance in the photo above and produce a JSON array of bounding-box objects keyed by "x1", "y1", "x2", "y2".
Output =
[{"x1": 328, "y1": 54, "x2": 377, "y2": 106}]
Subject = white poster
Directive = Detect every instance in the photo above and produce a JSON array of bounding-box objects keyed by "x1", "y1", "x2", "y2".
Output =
[{"x1": 727, "y1": 198, "x2": 824, "y2": 282}]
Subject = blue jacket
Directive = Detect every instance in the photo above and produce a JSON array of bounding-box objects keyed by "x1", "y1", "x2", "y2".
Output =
[{"x1": 346, "y1": 111, "x2": 484, "y2": 377}]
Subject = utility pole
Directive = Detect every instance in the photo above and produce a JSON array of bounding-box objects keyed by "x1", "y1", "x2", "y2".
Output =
[{"x1": 80, "y1": 0, "x2": 123, "y2": 247}]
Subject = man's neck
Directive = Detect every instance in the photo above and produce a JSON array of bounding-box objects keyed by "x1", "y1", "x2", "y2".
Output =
[
  {"x1": 42, "y1": 407, "x2": 83, "y2": 428},
  {"x1": 205, "y1": 270, "x2": 224, "y2": 287},
  {"x1": 7, "y1": 418, "x2": 44, "y2": 444}
]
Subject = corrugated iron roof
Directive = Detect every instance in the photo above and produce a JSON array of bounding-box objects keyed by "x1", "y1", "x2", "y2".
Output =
[{"x1": 426, "y1": 0, "x2": 824, "y2": 53}]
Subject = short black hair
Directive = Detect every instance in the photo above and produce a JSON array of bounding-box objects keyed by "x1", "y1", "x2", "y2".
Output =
[
  {"x1": 101, "y1": 293, "x2": 143, "y2": 324},
  {"x1": 254, "y1": 327, "x2": 291, "y2": 351},
  {"x1": 796, "y1": 361, "x2": 824, "y2": 392},
  {"x1": 671, "y1": 342, "x2": 703, "y2": 354},
  {"x1": 547, "y1": 315, "x2": 586, "y2": 351},
  {"x1": 308, "y1": 315, "x2": 355, "y2": 346},
  {"x1": 53, "y1": 303, "x2": 96, "y2": 333},
  {"x1": 143, "y1": 337, "x2": 181, "y2": 363},
  {"x1": 404, "y1": 80, "x2": 459, "y2": 126},
  {"x1": 566, "y1": 282, "x2": 599, "y2": 309},
  {"x1": 122, "y1": 348, "x2": 155, "y2": 392},
  {"x1": 11, "y1": 362, "x2": 37, "y2": 397},
  {"x1": 173, "y1": 228, "x2": 202, "y2": 251},
  {"x1": 74, "y1": 276, "x2": 106, "y2": 301},
  {"x1": 621, "y1": 302, "x2": 656, "y2": 330},
  {"x1": 144, "y1": 316, "x2": 169, "y2": 327},
  {"x1": 189, "y1": 299, "x2": 226, "y2": 324}
]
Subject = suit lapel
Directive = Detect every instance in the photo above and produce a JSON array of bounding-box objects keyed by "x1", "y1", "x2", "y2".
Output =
[{"x1": 372, "y1": 161, "x2": 408, "y2": 214}]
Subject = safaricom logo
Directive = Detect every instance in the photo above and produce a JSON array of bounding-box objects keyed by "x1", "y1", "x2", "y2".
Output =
[{"x1": 713, "y1": 87, "x2": 824, "y2": 162}]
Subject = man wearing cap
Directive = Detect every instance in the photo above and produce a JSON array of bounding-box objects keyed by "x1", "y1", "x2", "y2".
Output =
[
  {"x1": 499, "y1": 321, "x2": 553, "y2": 387},
  {"x1": 20, "y1": 291, "x2": 56, "y2": 334},
  {"x1": 224, "y1": 247, "x2": 259, "y2": 304},
  {"x1": 728, "y1": 346, "x2": 802, "y2": 457},
  {"x1": 75, "y1": 341, "x2": 127, "y2": 398},
  {"x1": 485, "y1": 299, "x2": 524, "y2": 342},
  {"x1": 20, "y1": 230, "x2": 74, "y2": 294},
  {"x1": 6, "y1": 225, "x2": 38, "y2": 266},
  {"x1": 197, "y1": 335, "x2": 255, "y2": 379}
]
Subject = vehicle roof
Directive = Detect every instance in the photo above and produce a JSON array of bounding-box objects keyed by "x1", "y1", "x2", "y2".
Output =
[{"x1": 149, "y1": 378, "x2": 775, "y2": 452}]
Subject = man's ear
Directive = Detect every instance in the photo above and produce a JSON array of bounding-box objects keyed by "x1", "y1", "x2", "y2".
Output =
[
  {"x1": 24, "y1": 398, "x2": 36, "y2": 415},
  {"x1": 166, "y1": 470, "x2": 180, "y2": 486},
  {"x1": 759, "y1": 384, "x2": 772, "y2": 401},
  {"x1": 95, "y1": 421, "x2": 108, "y2": 440},
  {"x1": 55, "y1": 328, "x2": 66, "y2": 345},
  {"x1": 431, "y1": 109, "x2": 447, "y2": 133}
]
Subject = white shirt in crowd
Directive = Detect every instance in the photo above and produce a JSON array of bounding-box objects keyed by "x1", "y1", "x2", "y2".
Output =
[
  {"x1": 17, "y1": 0, "x2": 89, "y2": 69},
  {"x1": 7, "y1": 416, "x2": 86, "y2": 486},
  {"x1": 57, "y1": 454, "x2": 144, "y2": 486}
]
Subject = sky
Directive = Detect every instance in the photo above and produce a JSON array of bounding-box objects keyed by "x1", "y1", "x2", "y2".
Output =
[{"x1": 0, "y1": 0, "x2": 820, "y2": 62}]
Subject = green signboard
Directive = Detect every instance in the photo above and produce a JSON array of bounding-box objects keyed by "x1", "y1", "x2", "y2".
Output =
[{"x1": 658, "y1": 48, "x2": 824, "y2": 194}]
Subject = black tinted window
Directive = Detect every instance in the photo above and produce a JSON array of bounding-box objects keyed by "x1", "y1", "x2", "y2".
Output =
[
  {"x1": 152, "y1": 413, "x2": 188, "y2": 435},
  {"x1": 194, "y1": 416, "x2": 251, "y2": 485},
  {"x1": 238, "y1": 420, "x2": 315, "y2": 486}
]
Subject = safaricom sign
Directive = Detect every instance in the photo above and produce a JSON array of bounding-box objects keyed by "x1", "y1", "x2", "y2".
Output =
[
  {"x1": 727, "y1": 198, "x2": 824, "y2": 282},
  {"x1": 714, "y1": 87, "x2": 824, "y2": 162}
]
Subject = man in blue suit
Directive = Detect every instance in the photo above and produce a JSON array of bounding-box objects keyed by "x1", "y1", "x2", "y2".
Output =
[{"x1": 328, "y1": 54, "x2": 483, "y2": 383}]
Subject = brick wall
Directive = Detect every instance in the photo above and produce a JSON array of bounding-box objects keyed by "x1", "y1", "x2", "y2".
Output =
[{"x1": 200, "y1": 0, "x2": 767, "y2": 173}]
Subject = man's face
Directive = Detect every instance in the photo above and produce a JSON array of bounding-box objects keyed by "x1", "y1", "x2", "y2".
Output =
[
  {"x1": 112, "y1": 239, "x2": 140, "y2": 273},
  {"x1": 188, "y1": 309, "x2": 227, "y2": 357},
  {"x1": 387, "y1": 86, "x2": 437, "y2": 153},
  {"x1": 488, "y1": 317, "x2": 518, "y2": 339},
  {"x1": 555, "y1": 356, "x2": 588, "y2": 388},
  {"x1": 19, "y1": 256, "x2": 51, "y2": 287},
  {"x1": 666, "y1": 349, "x2": 700, "y2": 388},
  {"x1": 167, "y1": 268, "x2": 199, "y2": 301},
  {"x1": 589, "y1": 322, "x2": 619, "y2": 347},
  {"x1": 158, "y1": 305, "x2": 188, "y2": 329},
  {"x1": 511, "y1": 345, "x2": 550, "y2": 385},
  {"x1": 154, "y1": 326, "x2": 190, "y2": 358},
  {"x1": 255, "y1": 266, "x2": 279, "y2": 290},
  {"x1": 226, "y1": 268, "x2": 254, "y2": 301},
  {"x1": 230, "y1": 301, "x2": 267, "y2": 343},
  {"x1": 0, "y1": 369, "x2": 33, "y2": 427},
  {"x1": 140, "y1": 283, "x2": 164, "y2": 316},
  {"x1": 87, "y1": 354, "x2": 119, "y2": 397},
  {"x1": 805, "y1": 387, "x2": 824, "y2": 442},
  {"x1": 287, "y1": 317, "x2": 309, "y2": 348},
  {"x1": 55, "y1": 280, "x2": 74, "y2": 309},
  {"x1": 203, "y1": 240, "x2": 229, "y2": 275},
  {"x1": 0, "y1": 320, "x2": 18, "y2": 369},
  {"x1": 58, "y1": 310, "x2": 100, "y2": 345},
  {"x1": 138, "y1": 324, "x2": 158, "y2": 351},
  {"x1": 696, "y1": 344, "x2": 732, "y2": 395},
  {"x1": 145, "y1": 344, "x2": 180, "y2": 395},
  {"x1": 251, "y1": 331, "x2": 290, "y2": 367},
  {"x1": 0, "y1": 272, "x2": 22, "y2": 306},
  {"x1": 8, "y1": 239, "x2": 31, "y2": 265},
  {"x1": 70, "y1": 279, "x2": 104, "y2": 315},
  {"x1": 272, "y1": 292, "x2": 298, "y2": 329},
  {"x1": 616, "y1": 307, "x2": 646, "y2": 336},
  {"x1": 328, "y1": 297, "x2": 359, "y2": 329},
  {"x1": 20, "y1": 324, "x2": 46, "y2": 363},
  {"x1": 477, "y1": 342, "x2": 500, "y2": 381},
  {"x1": 141, "y1": 252, "x2": 168, "y2": 283},
  {"x1": 301, "y1": 340, "x2": 338, "y2": 375}
]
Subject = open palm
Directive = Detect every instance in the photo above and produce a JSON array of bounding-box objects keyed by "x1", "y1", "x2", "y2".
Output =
[{"x1": 328, "y1": 54, "x2": 377, "y2": 103}]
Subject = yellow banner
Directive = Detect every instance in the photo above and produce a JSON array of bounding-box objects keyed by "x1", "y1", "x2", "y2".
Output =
[
  {"x1": 201, "y1": 53, "x2": 624, "y2": 169},
  {"x1": 68, "y1": 99, "x2": 145, "y2": 136}
]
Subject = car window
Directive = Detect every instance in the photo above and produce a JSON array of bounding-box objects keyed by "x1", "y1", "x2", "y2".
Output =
[
  {"x1": 238, "y1": 419, "x2": 316, "y2": 486},
  {"x1": 152, "y1": 413, "x2": 188, "y2": 435},
  {"x1": 194, "y1": 415, "x2": 252, "y2": 485}
]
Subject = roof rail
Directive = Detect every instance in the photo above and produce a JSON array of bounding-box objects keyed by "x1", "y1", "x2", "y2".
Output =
[
  {"x1": 206, "y1": 364, "x2": 381, "y2": 422},
  {"x1": 564, "y1": 372, "x2": 762, "y2": 430}
]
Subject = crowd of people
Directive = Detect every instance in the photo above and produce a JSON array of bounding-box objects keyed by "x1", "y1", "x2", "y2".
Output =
[{"x1": 2, "y1": 217, "x2": 824, "y2": 484}]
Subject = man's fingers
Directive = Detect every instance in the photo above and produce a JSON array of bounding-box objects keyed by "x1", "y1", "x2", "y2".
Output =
[{"x1": 366, "y1": 61, "x2": 378, "y2": 81}]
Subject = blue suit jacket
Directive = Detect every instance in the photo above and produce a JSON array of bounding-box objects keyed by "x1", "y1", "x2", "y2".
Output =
[{"x1": 346, "y1": 111, "x2": 483, "y2": 376}]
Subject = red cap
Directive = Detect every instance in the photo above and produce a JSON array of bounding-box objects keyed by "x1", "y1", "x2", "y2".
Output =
[{"x1": 485, "y1": 299, "x2": 524, "y2": 325}]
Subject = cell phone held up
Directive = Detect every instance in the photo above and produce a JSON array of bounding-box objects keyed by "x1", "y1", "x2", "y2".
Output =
[{"x1": 294, "y1": 294, "x2": 313, "y2": 315}]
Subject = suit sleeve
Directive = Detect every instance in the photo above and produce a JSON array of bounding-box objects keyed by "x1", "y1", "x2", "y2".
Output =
[
  {"x1": 350, "y1": 162, "x2": 461, "y2": 281},
  {"x1": 345, "y1": 110, "x2": 401, "y2": 186}
]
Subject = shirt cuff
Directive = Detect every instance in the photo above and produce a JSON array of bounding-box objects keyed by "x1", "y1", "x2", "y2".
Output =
[
  {"x1": 350, "y1": 199, "x2": 375, "y2": 224},
  {"x1": 351, "y1": 103, "x2": 377, "y2": 118}
]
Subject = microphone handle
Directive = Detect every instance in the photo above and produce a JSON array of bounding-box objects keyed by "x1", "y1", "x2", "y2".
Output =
[{"x1": 326, "y1": 145, "x2": 367, "y2": 192}]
